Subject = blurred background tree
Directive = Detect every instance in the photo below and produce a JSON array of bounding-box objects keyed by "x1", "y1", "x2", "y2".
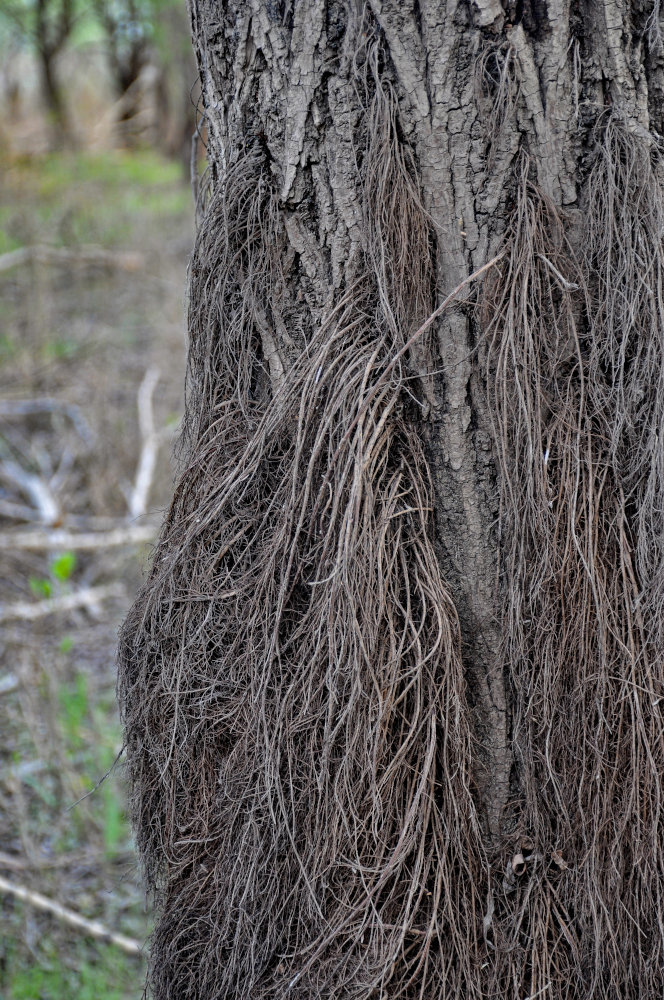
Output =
[
  {"x1": 0, "y1": 0, "x2": 198, "y2": 159},
  {"x1": 93, "y1": 0, "x2": 149, "y2": 102},
  {"x1": 1, "y1": 0, "x2": 77, "y2": 143}
]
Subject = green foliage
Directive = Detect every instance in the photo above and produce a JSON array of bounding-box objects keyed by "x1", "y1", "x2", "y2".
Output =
[
  {"x1": 0, "y1": 213, "x2": 23, "y2": 254},
  {"x1": 29, "y1": 575, "x2": 53, "y2": 598},
  {"x1": 22, "y1": 770, "x2": 58, "y2": 808},
  {"x1": 28, "y1": 551, "x2": 76, "y2": 601},
  {"x1": 1, "y1": 151, "x2": 188, "y2": 255},
  {"x1": 97, "y1": 743, "x2": 124, "y2": 853},
  {"x1": 0, "y1": 333, "x2": 17, "y2": 360},
  {"x1": 59, "y1": 634, "x2": 74, "y2": 653},
  {"x1": 0, "y1": 0, "x2": 97, "y2": 51},
  {"x1": 32, "y1": 148, "x2": 181, "y2": 192},
  {"x1": 54, "y1": 674, "x2": 132, "y2": 854},
  {"x1": 50, "y1": 550, "x2": 76, "y2": 581},
  {"x1": 101, "y1": 778, "x2": 124, "y2": 853},
  {"x1": 148, "y1": 0, "x2": 193, "y2": 58},
  {"x1": 42, "y1": 337, "x2": 80, "y2": 360}
]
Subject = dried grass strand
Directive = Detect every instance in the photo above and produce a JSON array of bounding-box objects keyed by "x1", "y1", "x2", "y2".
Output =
[{"x1": 484, "y1": 121, "x2": 664, "y2": 997}]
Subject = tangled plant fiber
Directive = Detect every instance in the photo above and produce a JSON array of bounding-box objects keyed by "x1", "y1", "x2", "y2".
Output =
[
  {"x1": 484, "y1": 117, "x2": 664, "y2": 997},
  {"x1": 118, "y1": 59, "x2": 485, "y2": 1000},
  {"x1": 119, "y1": 15, "x2": 664, "y2": 992}
]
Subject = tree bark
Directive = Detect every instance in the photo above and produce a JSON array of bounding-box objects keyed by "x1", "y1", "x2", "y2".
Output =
[
  {"x1": 37, "y1": 45, "x2": 67, "y2": 136},
  {"x1": 119, "y1": 2, "x2": 664, "y2": 997}
]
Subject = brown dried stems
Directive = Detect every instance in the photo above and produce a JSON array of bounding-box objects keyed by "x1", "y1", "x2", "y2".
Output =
[{"x1": 484, "y1": 118, "x2": 664, "y2": 997}]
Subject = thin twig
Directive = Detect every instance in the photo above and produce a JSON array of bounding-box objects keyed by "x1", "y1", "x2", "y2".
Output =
[
  {"x1": 524, "y1": 985, "x2": 552, "y2": 1000},
  {"x1": 537, "y1": 252, "x2": 580, "y2": 290},
  {"x1": 128, "y1": 368, "x2": 161, "y2": 520},
  {"x1": 0, "y1": 524, "x2": 156, "y2": 551},
  {"x1": 0, "y1": 398, "x2": 94, "y2": 446},
  {"x1": 0, "y1": 875, "x2": 143, "y2": 955},
  {"x1": 331, "y1": 252, "x2": 505, "y2": 464},
  {"x1": 0, "y1": 583, "x2": 126, "y2": 622},
  {"x1": 0, "y1": 245, "x2": 144, "y2": 274},
  {"x1": 0, "y1": 499, "x2": 42, "y2": 522},
  {"x1": 0, "y1": 849, "x2": 102, "y2": 871}
]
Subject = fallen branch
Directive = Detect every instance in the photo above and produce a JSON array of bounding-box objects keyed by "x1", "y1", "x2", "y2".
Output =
[
  {"x1": 0, "y1": 245, "x2": 144, "y2": 274},
  {"x1": 0, "y1": 460, "x2": 60, "y2": 525},
  {"x1": 128, "y1": 367, "x2": 161, "y2": 520},
  {"x1": 0, "y1": 673, "x2": 18, "y2": 695},
  {"x1": 0, "y1": 524, "x2": 156, "y2": 551},
  {"x1": 0, "y1": 874, "x2": 142, "y2": 955},
  {"x1": 0, "y1": 852, "x2": 28, "y2": 871},
  {"x1": 0, "y1": 849, "x2": 104, "y2": 871},
  {"x1": 0, "y1": 583, "x2": 126, "y2": 622}
]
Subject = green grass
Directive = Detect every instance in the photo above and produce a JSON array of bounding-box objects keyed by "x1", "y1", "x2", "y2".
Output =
[
  {"x1": 0, "y1": 149, "x2": 189, "y2": 252},
  {"x1": 4, "y1": 941, "x2": 144, "y2": 1000},
  {"x1": 0, "y1": 209, "x2": 22, "y2": 254},
  {"x1": 26, "y1": 149, "x2": 182, "y2": 194},
  {"x1": 0, "y1": 663, "x2": 143, "y2": 997},
  {"x1": 57, "y1": 670, "x2": 133, "y2": 854}
]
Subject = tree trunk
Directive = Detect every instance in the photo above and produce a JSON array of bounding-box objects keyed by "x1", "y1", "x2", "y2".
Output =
[
  {"x1": 34, "y1": 0, "x2": 73, "y2": 145},
  {"x1": 119, "y1": 2, "x2": 664, "y2": 997},
  {"x1": 38, "y1": 45, "x2": 69, "y2": 141},
  {"x1": 93, "y1": 0, "x2": 147, "y2": 104}
]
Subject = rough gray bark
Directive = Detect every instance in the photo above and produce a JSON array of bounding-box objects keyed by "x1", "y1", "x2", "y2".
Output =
[{"x1": 119, "y1": 2, "x2": 664, "y2": 997}]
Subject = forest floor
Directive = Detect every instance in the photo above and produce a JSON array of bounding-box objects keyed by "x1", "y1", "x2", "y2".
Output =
[{"x1": 0, "y1": 144, "x2": 193, "y2": 998}]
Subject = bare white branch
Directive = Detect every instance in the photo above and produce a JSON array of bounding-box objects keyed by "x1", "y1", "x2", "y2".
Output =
[
  {"x1": 0, "y1": 499, "x2": 42, "y2": 522},
  {"x1": 0, "y1": 398, "x2": 94, "y2": 446},
  {"x1": 0, "y1": 875, "x2": 142, "y2": 954},
  {"x1": 0, "y1": 524, "x2": 156, "y2": 551},
  {"x1": 128, "y1": 367, "x2": 161, "y2": 521},
  {"x1": 0, "y1": 674, "x2": 19, "y2": 695},
  {"x1": 0, "y1": 460, "x2": 60, "y2": 525},
  {"x1": 0, "y1": 583, "x2": 126, "y2": 622}
]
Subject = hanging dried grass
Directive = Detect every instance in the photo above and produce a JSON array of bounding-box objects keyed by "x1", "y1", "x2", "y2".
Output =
[
  {"x1": 118, "y1": 49, "x2": 485, "y2": 1000},
  {"x1": 484, "y1": 116, "x2": 664, "y2": 997}
]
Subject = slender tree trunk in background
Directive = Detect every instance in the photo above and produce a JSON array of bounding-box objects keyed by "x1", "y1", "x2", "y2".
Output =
[
  {"x1": 119, "y1": 2, "x2": 664, "y2": 998},
  {"x1": 94, "y1": 0, "x2": 147, "y2": 99},
  {"x1": 157, "y1": 2, "x2": 200, "y2": 173},
  {"x1": 35, "y1": 0, "x2": 73, "y2": 145},
  {"x1": 37, "y1": 46, "x2": 68, "y2": 138}
]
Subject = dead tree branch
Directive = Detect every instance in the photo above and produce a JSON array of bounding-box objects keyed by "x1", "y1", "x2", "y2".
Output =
[
  {"x1": 0, "y1": 875, "x2": 142, "y2": 954},
  {"x1": 0, "y1": 583, "x2": 126, "y2": 622},
  {"x1": 0, "y1": 525, "x2": 156, "y2": 551}
]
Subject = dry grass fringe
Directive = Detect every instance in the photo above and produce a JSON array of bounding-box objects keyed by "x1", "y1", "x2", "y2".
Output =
[
  {"x1": 483, "y1": 117, "x2": 664, "y2": 997},
  {"x1": 118, "y1": 51, "x2": 485, "y2": 1000},
  {"x1": 647, "y1": 0, "x2": 664, "y2": 55},
  {"x1": 474, "y1": 41, "x2": 518, "y2": 167}
]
